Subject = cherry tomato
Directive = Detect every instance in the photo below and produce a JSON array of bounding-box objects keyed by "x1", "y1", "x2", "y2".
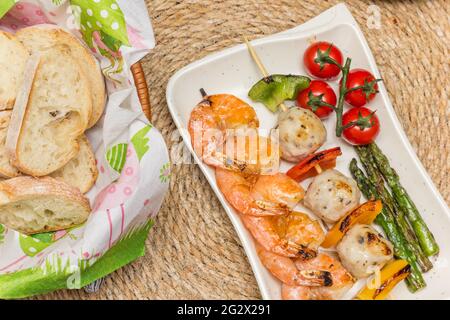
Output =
[
  {"x1": 342, "y1": 106, "x2": 380, "y2": 145},
  {"x1": 303, "y1": 41, "x2": 343, "y2": 79},
  {"x1": 296, "y1": 80, "x2": 336, "y2": 119},
  {"x1": 342, "y1": 69, "x2": 379, "y2": 107}
]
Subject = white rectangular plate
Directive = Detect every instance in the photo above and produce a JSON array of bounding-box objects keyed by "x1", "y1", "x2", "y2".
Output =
[{"x1": 166, "y1": 4, "x2": 450, "y2": 300}]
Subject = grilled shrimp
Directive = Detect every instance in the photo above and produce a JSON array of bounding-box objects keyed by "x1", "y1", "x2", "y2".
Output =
[
  {"x1": 304, "y1": 169, "x2": 361, "y2": 223},
  {"x1": 337, "y1": 224, "x2": 394, "y2": 278},
  {"x1": 282, "y1": 253, "x2": 355, "y2": 300},
  {"x1": 256, "y1": 244, "x2": 332, "y2": 287},
  {"x1": 241, "y1": 211, "x2": 324, "y2": 258},
  {"x1": 215, "y1": 167, "x2": 304, "y2": 217},
  {"x1": 189, "y1": 93, "x2": 278, "y2": 174}
]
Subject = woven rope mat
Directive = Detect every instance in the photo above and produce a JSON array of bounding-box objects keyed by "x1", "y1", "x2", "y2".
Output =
[{"x1": 36, "y1": 0, "x2": 449, "y2": 300}]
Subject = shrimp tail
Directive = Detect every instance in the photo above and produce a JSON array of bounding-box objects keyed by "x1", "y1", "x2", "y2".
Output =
[
  {"x1": 297, "y1": 270, "x2": 333, "y2": 287},
  {"x1": 298, "y1": 246, "x2": 318, "y2": 260},
  {"x1": 256, "y1": 244, "x2": 333, "y2": 288},
  {"x1": 242, "y1": 202, "x2": 290, "y2": 217},
  {"x1": 214, "y1": 152, "x2": 253, "y2": 173},
  {"x1": 253, "y1": 200, "x2": 291, "y2": 215},
  {"x1": 288, "y1": 242, "x2": 318, "y2": 260}
]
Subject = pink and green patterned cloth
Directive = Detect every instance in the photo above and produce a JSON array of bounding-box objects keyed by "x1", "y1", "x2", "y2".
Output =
[{"x1": 0, "y1": 0, "x2": 169, "y2": 299}]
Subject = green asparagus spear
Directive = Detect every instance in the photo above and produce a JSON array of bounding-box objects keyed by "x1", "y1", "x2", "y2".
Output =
[
  {"x1": 350, "y1": 159, "x2": 407, "y2": 257},
  {"x1": 368, "y1": 143, "x2": 439, "y2": 256},
  {"x1": 355, "y1": 146, "x2": 433, "y2": 271},
  {"x1": 350, "y1": 159, "x2": 425, "y2": 292}
]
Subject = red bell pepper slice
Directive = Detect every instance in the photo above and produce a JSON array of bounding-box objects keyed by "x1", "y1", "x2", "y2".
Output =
[{"x1": 286, "y1": 147, "x2": 342, "y2": 182}]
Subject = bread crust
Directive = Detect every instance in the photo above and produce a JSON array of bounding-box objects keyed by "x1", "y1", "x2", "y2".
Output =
[
  {"x1": 50, "y1": 135, "x2": 98, "y2": 193},
  {"x1": 76, "y1": 135, "x2": 99, "y2": 192},
  {"x1": 5, "y1": 53, "x2": 42, "y2": 175},
  {"x1": 0, "y1": 111, "x2": 21, "y2": 178},
  {"x1": 0, "y1": 31, "x2": 30, "y2": 110}
]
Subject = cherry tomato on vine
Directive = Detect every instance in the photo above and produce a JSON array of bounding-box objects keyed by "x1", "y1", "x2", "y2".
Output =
[
  {"x1": 342, "y1": 106, "x2": 380, "y2": 145},
  {"x1": 296, "y1": 80, "x2": 336, "y2": 119},
  {"x1": 342, "y1": 69, "x2": 380, "y2": 107},
  {"x1": 303, "y1": 41, "x2": 343, "y2": 79}
]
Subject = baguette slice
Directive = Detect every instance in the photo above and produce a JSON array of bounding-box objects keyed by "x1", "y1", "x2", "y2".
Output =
[
  {"x1": 0, "y1": 111, "x2": 21, "y2": 178},
  {"x1": 50, "y1": 135, "x2": 98, "y2": 193},
  {"x1": 6, "y1": 47, "x2": 92, "y2": 176},
  {"x1": 0, "y1": 176, "x2": 91, "y2": 235},
  {"x1": 16, "y1": 25, "x2": 106, "y2": 128},
  {"x1": 0, "y1": 31, "x2": 29, "y2": 110}
]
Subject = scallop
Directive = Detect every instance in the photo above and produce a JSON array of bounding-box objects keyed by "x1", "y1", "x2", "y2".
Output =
[
  {"x1": 304, "y1": 169, "x2": 360, "y2": 223},
  {"x1": 277, "y1": 107, "x2": 326, "y2": 162},
  {"x1": 337, "y1": 224, "x2": 394, "y2": 278}
]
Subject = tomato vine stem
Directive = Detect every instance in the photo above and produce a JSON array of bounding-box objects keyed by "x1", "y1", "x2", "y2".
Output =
[
  {"x1": 314, "y1": 44, "x2": 343, "y2": 70},
  {"x1": 306, "y1": 91, "x2": 336, "y2": 112},
  {"x1": 313, "y1": 46, "x2": 380, "y2": 137},
  {"x1": 335, "y1": 58, "x2": 352, "y2": 137}
]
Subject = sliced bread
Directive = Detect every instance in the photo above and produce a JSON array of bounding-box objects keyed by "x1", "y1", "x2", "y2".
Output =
[
  {"x1": 16, "y1": 25, "x2": 106, "y2": 128},
  {"x1": 50, "y1": 135, "x2": 98, "y2": 193},
  {"x1": 0, "y1": 31, "x2": 29, "y2": 110},
  {"x1": 6, "y1": 47, "x2": 92, "y2": 176},
  {"x1": 0, "y1": 111, "x2": 21, "y2": 178},
  {"x1": 0, "y1": 176, "x2": 91, "y2": 235}
]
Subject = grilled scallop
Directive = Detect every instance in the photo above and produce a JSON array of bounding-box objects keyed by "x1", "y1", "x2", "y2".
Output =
[
  {"x1": 303, "y1": 169, "x2": 361, "y2": 223},
  {"x1": 337, "y1": 224, "x2": 394, "y2": 278},
  {"x1": 277, "y1": 107, "x2": 326, "y2": 162}
]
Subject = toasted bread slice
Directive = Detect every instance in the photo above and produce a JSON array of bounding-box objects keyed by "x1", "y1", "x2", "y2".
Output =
[
  {"x1": 0, "y1": 111, "x2": 21, "y2": 178},
  {"x1": 0, "y1": 176, "x2": 91, "y2": 235},
  {"x1": 6, "y1": 47, "x2": 92, "y2": 176},
  {"x1": 50, "y1": 135, "x2": 98, "y2": 193},
  {"x1": 16, "y1": 25, "x2": 106, "y2": 128},
  {"x1": 0, "y1": 31, "x2": 29, "y2": 110}
]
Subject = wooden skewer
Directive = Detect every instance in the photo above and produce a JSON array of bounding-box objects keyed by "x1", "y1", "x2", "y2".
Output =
[
  {"x1": 244, "y1": 37, "x2": 288, "y2": 113},
  {"x1": 243, "y1": 37, "x2": 269, "y2": 76},
  {"x1": 244, "y1": 36, "x2": 322, "y2": 174},
  {"x1": 314, "y1": 164, "x2": 323, "y2": 174}
]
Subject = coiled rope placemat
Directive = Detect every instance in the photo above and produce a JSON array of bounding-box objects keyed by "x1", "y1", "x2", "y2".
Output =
[{"x1": 36, "y1": 0, "x2": 449, "y2": 300}]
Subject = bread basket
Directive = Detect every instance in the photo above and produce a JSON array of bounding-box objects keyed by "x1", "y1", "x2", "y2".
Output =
[{"x1": 0, "y1": 0, "x2": 169, "y2": 299}]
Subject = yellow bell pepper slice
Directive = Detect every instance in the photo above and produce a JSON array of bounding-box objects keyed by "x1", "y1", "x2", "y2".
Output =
[
  {"x1": 357, "y1": 259, "x2": 411, "y2": 300},
  {"x1": 321, "y1": 200, "x2": 383, "y2": 248}
]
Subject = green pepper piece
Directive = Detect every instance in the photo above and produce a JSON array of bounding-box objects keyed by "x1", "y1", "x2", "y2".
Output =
[{"x1": 248, "y1": 74, "x2": 310, "y2": 112}]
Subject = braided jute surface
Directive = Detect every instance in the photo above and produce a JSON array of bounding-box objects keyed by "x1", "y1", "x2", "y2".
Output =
[{"x1": 35, "y1": 0, "x2": 449, "y2": 300}]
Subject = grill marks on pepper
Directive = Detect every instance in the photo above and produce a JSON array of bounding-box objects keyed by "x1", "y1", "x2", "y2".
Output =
[
  {"x1": 305, "y1": 152, "x2": 327, "y2": 165},
  {"x1": 339, "y1": 215, "x2": 352, "y2": 232},
  {"x1": 339, "y1": 201, "x2": 378, "y2": 232},
  {"x1": 373, "y1": 265, "x2": 411, "y2": 298}
]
